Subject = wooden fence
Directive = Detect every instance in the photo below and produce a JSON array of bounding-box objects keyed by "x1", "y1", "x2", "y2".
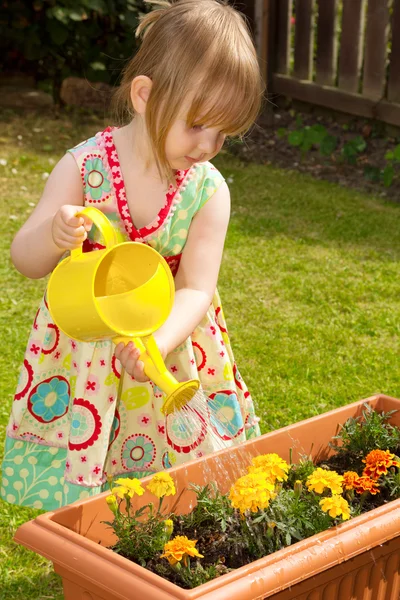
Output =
[{"x1": 251, "y1": 0, "x2": 400, "y2": 127}]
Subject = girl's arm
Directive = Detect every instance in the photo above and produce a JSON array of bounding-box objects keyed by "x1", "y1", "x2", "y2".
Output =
[
  {"x1": 115, "y1": 181, "x2": 231, "y2": 379},
  {"x1": 155, "y1": 180, "x2": 231, "y2": 355},
  {"x1": 11, "y1": 153, "x2": 87, "y2": 279}
]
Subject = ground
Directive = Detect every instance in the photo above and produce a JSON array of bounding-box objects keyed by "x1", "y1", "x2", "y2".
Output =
[{"x1": 233, "y1": 104, "x2": 400, "y2": 201}]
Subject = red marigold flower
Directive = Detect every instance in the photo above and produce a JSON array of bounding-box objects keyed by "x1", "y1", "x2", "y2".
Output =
[
  {"x1": 353, "y1": 475, "x2": 380, "y2": 495},
  {"x1": 362, "y1": 449, "x2": 399, "y2": 480}
]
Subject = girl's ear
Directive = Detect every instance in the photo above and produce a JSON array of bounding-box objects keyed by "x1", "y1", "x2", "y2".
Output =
[{"x1": 130, "y1": 75, "x2": 153, "y2": 115}]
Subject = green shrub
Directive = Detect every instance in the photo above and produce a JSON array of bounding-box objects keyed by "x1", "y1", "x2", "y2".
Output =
[{"x1": 0, "y1": 0, "x2": 148, "y2": 101}]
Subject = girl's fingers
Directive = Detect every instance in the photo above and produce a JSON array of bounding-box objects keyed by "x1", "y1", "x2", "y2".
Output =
[
  {"x1": 54, "y1": 232, "x2": 87, "y2": 249},
  {"x1": 67, "y1": 224, "x2": 87, "y2": 238},
  {"x1": 114, "y1": 344, "x2": 148, "y2": 381},
  {"x1": 133, "y1": 360, "x2": 149, "y2": 383},
  {"x1": 63, "y1": 214, "x2": 84, "y2": 228}
]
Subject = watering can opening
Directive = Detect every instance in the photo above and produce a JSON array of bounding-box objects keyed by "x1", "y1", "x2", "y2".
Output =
[{"x1": 93, "y1": 243, "x2": 174, "y2": 338}]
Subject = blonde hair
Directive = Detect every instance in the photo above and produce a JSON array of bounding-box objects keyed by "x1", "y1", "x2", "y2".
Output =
[{"x1": 113, "y1": 0, "x2": 264, "y2": 181}]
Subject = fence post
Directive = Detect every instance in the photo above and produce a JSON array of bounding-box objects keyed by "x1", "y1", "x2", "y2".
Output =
[{"x1": 254, "y1": 0, "x2": 276, "y2": 87}]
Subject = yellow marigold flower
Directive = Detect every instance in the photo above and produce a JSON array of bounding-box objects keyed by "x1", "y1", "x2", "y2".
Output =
[
  {"x1": 147, "y1": 472, "x2": 176, "y2": 498},
  {"x1": 362, "y1": 449, "x2": 400, "y2": 480},
  {"x1": 306, "y1": 468, "x2": 343, "y2": 495},
  {"x1": 105, "y1": 494, "x2": 118, "y2": 514},
  {"x1": 229, "y1": 471, "x2": 276, "y2": 513},
  {"x1": 342, "y1": 471, "x2": 360, "y2": 490},
  {"x1": 319, "y1": 495, "x2": 350, "y2": 520},
  {"x1": 161, "y1": 535, "x2": 203, "y2": 566},
  {"x1": 112, "y1": 478, "x2": 145, "y2": 499},
  {"x1": 353, "y1": 475, "x2": 380, "y2": 495},
  {"x1": 249, "y1": 453, "x2": 289, "y2": 483}
]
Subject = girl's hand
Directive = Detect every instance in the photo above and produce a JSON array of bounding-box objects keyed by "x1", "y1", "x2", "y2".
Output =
[
  {"x1": 114, "y1": 341, "x2": 149, "y2": 382},
  {"x1": 52, "y1": 205, "x2": 92, "y2": 250},
  {"x1": 114, "y1": 338, "x2": 168, "y2": 382}
]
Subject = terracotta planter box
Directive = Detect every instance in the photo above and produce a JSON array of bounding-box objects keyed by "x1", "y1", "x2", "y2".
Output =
[{"x1": 14, "y1": 394, "x2": 400, "y2": 600}]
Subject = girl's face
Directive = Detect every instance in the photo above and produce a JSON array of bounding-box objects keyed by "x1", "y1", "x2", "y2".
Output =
[{"x1": 164, "y1": 114, "x2": 226, "y2": 170}]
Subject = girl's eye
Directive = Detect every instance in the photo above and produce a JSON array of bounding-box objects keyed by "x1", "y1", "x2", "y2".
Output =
[{"x1": 191, "y1": 124, "x2": 203, "y2": 131}]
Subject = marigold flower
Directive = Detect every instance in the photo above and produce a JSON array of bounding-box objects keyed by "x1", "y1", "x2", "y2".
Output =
[
  {"x1": 353, "y1": 475, "x2": 380, "y2": 495},
  {"x1": 112, "y1": 478, "x2": 145, "y2": 499},
  {"x1": 249, "y1": 453, "x2": 289, "y2": 483},
  {"x1": 229, "y1": 471, "x2": 276, "y2": 513},
  {"x1": 161, "y1": 535, "x2": 203, "y2": 566},
  {"x1": 105, "y1": 494, "x2": 118, "y2": 514},
  {"x1": 362, "y1": 449, "x2": 400, "y2": 480},
  {"x1": 147, "y1": 472, "x2": 176, "y2": 498},
  {"x1": 342, "y1": 471, "x2": 360, "y2": 490},
  {"x1": 319, "y1": 495, "x2": 350, "y2": 520},
  {"x1": 306, "y1": 468, "x2": 343, "y2": 495}
]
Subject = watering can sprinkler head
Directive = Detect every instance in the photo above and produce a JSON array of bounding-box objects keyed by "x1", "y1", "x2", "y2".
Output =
[
  {"x1": 47, "y1": 206, "x2": 200, "y2": 416},
  {"x1": 160, "y1": 380, "x2": 200, "y2": 416}
]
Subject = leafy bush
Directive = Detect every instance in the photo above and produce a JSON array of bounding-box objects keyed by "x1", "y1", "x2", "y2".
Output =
[{"x1": 0, "y1": 0, "x2": 148, "y2": 100}]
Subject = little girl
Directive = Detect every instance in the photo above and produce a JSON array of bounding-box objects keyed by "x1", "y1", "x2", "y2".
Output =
[{"x1": 1, "y1": 0, "x2": 263, "y2": 510}]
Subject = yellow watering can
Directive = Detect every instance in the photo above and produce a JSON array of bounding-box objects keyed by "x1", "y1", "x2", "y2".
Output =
[{"x1": 47, "y1": 206, "x2": 199, "y2": 415}]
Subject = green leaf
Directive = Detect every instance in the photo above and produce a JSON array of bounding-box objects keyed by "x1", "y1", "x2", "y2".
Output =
[
  {"x1": 277, "y1": 127, "x2": 287, "y2": 139},
  {"x1": 90, "y1": 61, "x2": 106, "y2": 70},
  {"x1": 82, "y1": 0, "x2": 106, "y2": 11},
  {"x1": 319, "y1": 135, "x2": 337, "y2": 156},
  {"x1": 285, "y1": 532, "x2": 292, "y2": 545},
  {"x1": 47, "y1": 6, "x2": 69, "y2": 24},
  {"x1": 309, "y1": 124, "x2": 327, "y2": 145},
  {"x1": 288, "y1": 130, "x2": 304, "y2": 147},
  {"x1": 382, "y1": 165, "x2": 394, "y2": 187},
  {"x1": 353, "y1": 135, "x2": 367, "y2": 153},
  {"x1": 42, "y1": 144, "x2": 53, "y2": 152},
  {"x1": 385, "y1": 150, "x2": 394, "y2": 161},
  {"x1": 394, "y1": 145, "x2": 400, "y2": 162},
  {"x1": 69, "y1": 11, "x2": 87, "y2": 21}
]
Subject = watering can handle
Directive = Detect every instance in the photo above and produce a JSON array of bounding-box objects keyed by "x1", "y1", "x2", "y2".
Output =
[{"x1": 70, "y1": 206, "x2": 118, "y2": 259}]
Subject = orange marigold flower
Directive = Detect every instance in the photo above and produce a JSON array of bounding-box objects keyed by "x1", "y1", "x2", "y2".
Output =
[
  {"x1": 342, "y1": 471, "x2": 360, "y2": 490},
  {"x1": 362, "y1": 449, "x2": 400, "y2": 480},
  {"x1": 353, "y1": 475, "x2": 380, "y2": 495},
  {"x1": 161, "y1": 535, "x2": 203, "y2": 566}
]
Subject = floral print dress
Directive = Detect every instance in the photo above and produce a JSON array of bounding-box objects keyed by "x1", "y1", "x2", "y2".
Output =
[{"x1": 1, "y1": 128, "x2": 260, "y2": 510}]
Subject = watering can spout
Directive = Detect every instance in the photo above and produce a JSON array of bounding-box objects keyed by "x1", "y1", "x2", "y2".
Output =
[{"x1": 47, "y1": 206, "x2": 199, "y2": 415}]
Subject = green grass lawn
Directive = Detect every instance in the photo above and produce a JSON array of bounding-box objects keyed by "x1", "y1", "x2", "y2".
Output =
[{"x1": 1, "y1": 107, "x2": 400, "y2": 598}]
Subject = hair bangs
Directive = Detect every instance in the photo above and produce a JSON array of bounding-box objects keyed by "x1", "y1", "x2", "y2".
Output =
[
  {"x1": 186, "y1": 48, "x2": 263, "y2": 137},
  {"x1": 187, "y1": 78, "x2": 260, "y2": 137}
]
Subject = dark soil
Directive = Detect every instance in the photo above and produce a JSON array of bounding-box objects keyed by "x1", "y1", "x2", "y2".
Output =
[{"x1": 230, "y1": 104, "x2": 400, "y2": 201}]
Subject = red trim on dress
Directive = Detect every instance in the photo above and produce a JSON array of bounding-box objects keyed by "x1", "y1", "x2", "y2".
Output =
[{"x1": 100, "y1": 127, "x2": 188, "y2": 242}]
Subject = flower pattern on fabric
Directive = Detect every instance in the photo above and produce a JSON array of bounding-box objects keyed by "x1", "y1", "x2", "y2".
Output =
[
  {"x1": 69, "y1": 398, "x2": 102, "y2": 451},
  {"x1": 14, "y1": 359, "x2": 34, "y2": 401},
  {"x1": 192, "y1": 341, "x2": 207, "y2": 370},
  {"x1": 208, "y1": 391, "x2": 244, "y2": 440},
  {"x1": 41, "y1": 324, "x2": 60, "y2": 355},
  {"x1": 27, "y1": 376, "x2": 70, "y2": 423},
  {"x1": 121, "y1": 434, "x2": 156, "y2": 471},
  {"x1": 166, "y1": 409, "x2": 207, "y2": 454},
  {"x1": 83, "y1": 157, "x2": 112, "y2": 201}
]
